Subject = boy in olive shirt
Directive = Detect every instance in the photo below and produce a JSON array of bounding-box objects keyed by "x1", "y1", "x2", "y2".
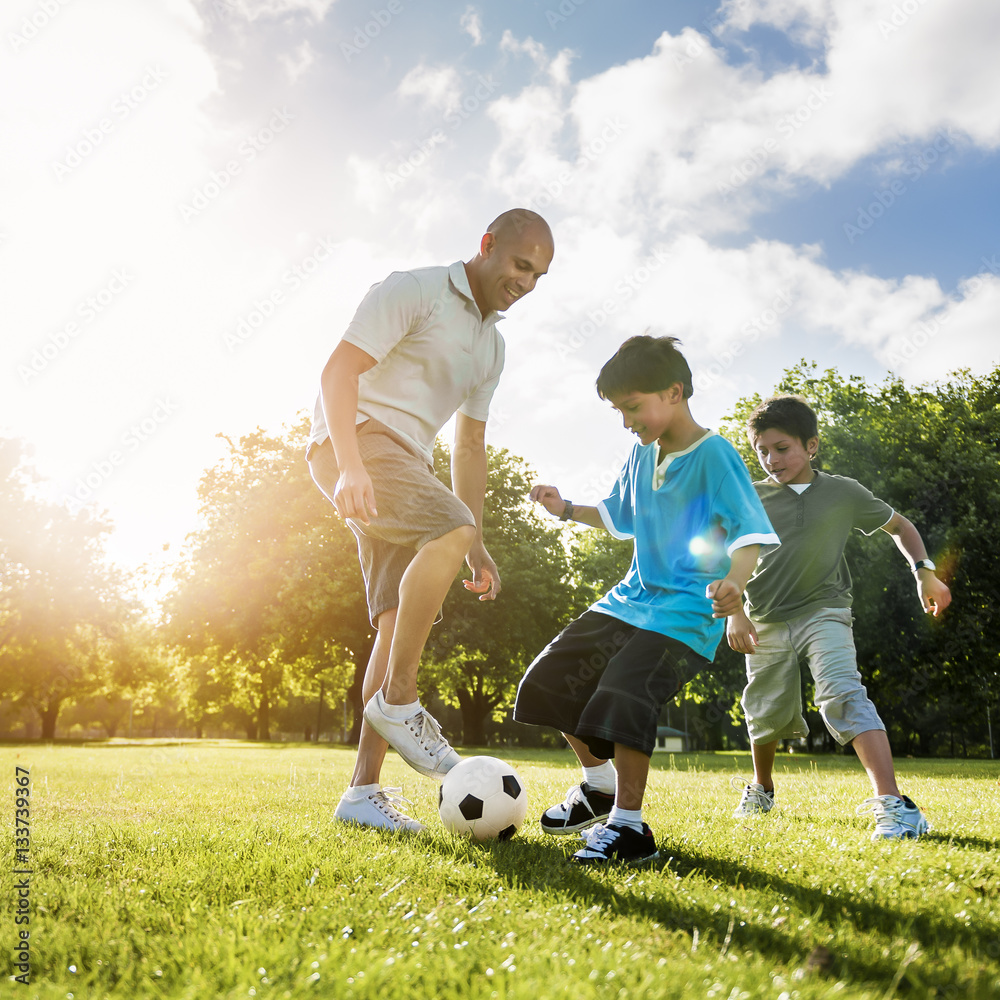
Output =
[{"x1": 727, "y1": 395, "x2": 951, "y2": 839}]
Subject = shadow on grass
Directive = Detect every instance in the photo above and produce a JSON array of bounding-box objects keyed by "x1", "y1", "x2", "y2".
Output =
[{"x1": 409, "y1": 828, "x2": 1000, "y2": 993}]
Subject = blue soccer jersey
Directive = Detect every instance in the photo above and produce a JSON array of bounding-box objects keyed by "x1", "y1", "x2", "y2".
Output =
[{"x1": 592, "y1": 431, "x2": 778, "y2": 660}]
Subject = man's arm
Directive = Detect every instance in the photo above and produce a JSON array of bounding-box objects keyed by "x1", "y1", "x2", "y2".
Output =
[
  {"x1": 880, "y1": 511, "x2": 951, "y2": 616},
  {"x1": 452, "y1": 413, "x2": 501, "y2": 600},
  {"x1": 319, "y1": 341, "x2": 379, "y2": 523},
  {"x1": 528, "y1": 485, "x2": 607, "y2": 530}
]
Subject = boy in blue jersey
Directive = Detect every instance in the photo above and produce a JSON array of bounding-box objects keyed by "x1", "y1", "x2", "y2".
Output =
[{"x1": 513, "y1": 335, "x2": 779, "y2": 866}]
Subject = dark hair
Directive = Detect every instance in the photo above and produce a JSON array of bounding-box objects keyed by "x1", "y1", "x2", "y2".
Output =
[
  {"x1": 746, "y1": 394, "x2": 818, "y2": 446},
  {"x1": 596, "y1": 335, "x2": 693, "y2": 400}
]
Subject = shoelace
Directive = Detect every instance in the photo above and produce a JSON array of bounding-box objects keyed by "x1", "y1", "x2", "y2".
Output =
[
  {"x1": 856, "y1": 795, "x2": 902, "y2": 821},
  {"x1": 556, "y1": 784, "x2": 587, "y2": 815},
  {"x1": 731, "y1": 775, "x2": 772, "y2": 804},
  {"x1": 579, "y1": 822, "x2": 620, "y2": 851},
  {"x1": 372, "y1": 786, "x2": 415, "y2": 821},
  {"x1": 404, "y1": 710, "x2": 452, "y2": 759}
]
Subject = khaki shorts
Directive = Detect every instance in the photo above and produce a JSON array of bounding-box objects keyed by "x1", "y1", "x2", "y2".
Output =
[
  {"x1": 740, "y1": 607, "x2": 885, "y2": 746},
  {"x1": 307, "y1": 419, "x2": 475, "y2": 625}
]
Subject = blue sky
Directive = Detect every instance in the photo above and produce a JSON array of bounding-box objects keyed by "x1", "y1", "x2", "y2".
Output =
[{"x1": 1, "y1": 0, "x2": 998, "y2": 573}]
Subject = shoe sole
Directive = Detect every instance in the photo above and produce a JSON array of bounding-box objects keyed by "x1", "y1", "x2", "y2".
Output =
[
  {"x1": 571, "y1": 849, "x2": 661, "y2": 868},
  {"x1": 540, "y1": 813, "x2": 611, "y2": 836},
  {"x1": 363, "y1": 705, "x2": 458, "y2": 780}
]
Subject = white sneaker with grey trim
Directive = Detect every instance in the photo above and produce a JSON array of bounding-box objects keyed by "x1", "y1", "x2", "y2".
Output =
[
  {"x1": 363, "y1": 691, "x2": 461, "y2": 779},
  {"x1": 333, "y1": 786, "x2": 425, "y2": 833},
  {"x1": 857, "y1": 794, "x2": 929, "y2": 840},
  {"x1": 731, "y1": 776, "x2": 775, "y2": 817}
]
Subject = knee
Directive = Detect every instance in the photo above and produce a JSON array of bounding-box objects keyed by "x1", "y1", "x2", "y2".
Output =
[{"x1": 436, "y1": 523, "x2": 476, "y2": 559}]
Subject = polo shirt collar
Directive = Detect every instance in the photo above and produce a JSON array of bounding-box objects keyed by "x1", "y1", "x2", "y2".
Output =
[{"x1": 448, "y1": 260, "x2": 500, "y2": 322}]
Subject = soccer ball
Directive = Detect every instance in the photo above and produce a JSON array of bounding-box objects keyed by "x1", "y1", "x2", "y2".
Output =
[{"x1": 438, "y1": 756, "x2": 528, "y2": 841}]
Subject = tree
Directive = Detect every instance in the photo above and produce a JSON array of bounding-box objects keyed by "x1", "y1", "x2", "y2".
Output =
[
  {"x1": 421, "y1": 443, "x2": 577, "y2": 744},
  {"x1": 0, "y1": 438, "x2": 129, "y2": 738},
  {"x1": 163, "y1": 418, "x2": 368, "y2": 740}
]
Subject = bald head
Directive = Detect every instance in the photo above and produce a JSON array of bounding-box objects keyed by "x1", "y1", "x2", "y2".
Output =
[
  {"x1": 486, "y1": 208, "x2": 553, "y2": 247},
  {"x1": 465, "y1": 208, "x2": 554, "y2": 316}
]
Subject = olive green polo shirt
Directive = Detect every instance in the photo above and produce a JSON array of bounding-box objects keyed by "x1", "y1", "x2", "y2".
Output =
[{"x1": 745, "y1": 471, "x2": 893, "y2": 623}]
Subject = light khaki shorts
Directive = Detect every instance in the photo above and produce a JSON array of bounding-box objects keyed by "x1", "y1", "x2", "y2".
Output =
[
  {"x1": 740, "y1": 607, "x2": 885, "y2": 746},
  {"x1": 307, "y1": 419, "x2": 475, "y2": 625}
]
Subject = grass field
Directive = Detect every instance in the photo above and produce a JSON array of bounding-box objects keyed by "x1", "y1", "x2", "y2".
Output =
[{"x1": 2, "y1": 742, "x2": 999, "y2": 1000}]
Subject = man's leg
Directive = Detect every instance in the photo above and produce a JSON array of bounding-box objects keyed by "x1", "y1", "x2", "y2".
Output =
[
  {"x1": 364, "y1": 524, "x2": 476, "y2": 778},
  {"x1": 851, "y1": 728, "x2": 901, "y2": 798},
  {"x1": 382, "y1": 524, "x2": 476, "y2": 705},
  {"x1": 348, "y1": 608, "x2": 395, "y2": 787}
]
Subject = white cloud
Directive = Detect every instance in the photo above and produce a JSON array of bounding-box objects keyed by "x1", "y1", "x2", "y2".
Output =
[
  {"x1": 397, "y1": 63, "x2": 463, "y2": 116},
  {"x1": 227, "y1": 0, "x2": 337, "y2": 21},
  {"x1": 280, "y1": 39, "x2": 315, "y2": 82},
  {"x1": 460, "y1": 5, "x2": 483, "y2": 46}
]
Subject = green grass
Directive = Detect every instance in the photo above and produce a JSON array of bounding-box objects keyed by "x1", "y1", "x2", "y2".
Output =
[{"x1": 2, "y1": 742, "x2": 999, "y2": 999}]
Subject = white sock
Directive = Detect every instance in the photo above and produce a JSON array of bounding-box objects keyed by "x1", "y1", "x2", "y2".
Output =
[
  {"x1": 608, "y1": 806, "x2": 643, "y2": 833},
  {"x1": 582, "y1": 761, "x2": 616, "y2": 794},
  {"x1": 380, "y1": 698, "x2": 420, "y2": 720},
  {"x1": 344, "y1": 783, "x2": 379, "y2": 800}
]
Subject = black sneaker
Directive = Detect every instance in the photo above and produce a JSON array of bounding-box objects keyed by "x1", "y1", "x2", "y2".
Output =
[
  {"x1": 570, "y1": 822, "x2": 660, "y2": 867},
  {"x1": 540, "y1": 782, "x2": 615, "y2": 836}
]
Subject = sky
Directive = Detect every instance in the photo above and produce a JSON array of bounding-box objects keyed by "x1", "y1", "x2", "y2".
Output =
[{"x1": 2, "y1": 0, "x2": 999, "y2": 576}]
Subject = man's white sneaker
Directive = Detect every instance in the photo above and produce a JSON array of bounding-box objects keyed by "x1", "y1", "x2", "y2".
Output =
[
  {"x1": 333, "y1": 786, "x2": 425, "y2": 833},
  {"x1": 363, "y1": 691, "x2": 461, "y2": 779},
  {"x1": 731, "y1": 776, "x2": 774, "y2": 817},
  {"x1": 857, "y1": 794, "x2": 929, "y2": 840}
]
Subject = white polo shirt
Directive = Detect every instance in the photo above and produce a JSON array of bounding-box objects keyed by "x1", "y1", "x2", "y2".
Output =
[{"x1": 310, "y1": 261, "x2": 505, "y2": 465}]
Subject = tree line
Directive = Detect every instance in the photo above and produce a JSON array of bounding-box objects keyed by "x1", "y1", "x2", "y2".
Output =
[{"x1": 2, "y1": 364, "x2": 997, "y2": 756}]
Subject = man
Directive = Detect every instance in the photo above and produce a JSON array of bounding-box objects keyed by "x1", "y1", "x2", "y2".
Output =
[{"x1": 307, "y1": 209, "x2": 554, "y2": 831}]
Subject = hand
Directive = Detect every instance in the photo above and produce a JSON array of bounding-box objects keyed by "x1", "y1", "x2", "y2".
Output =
[
  {"x1": 918, "y1": 572, "x2": 951, "y2": 617},
  {"x1": 529, "y1": 484, "x2": 566, "y2": 518},
  {"x1": 463, "y1": 543, "x2": 501, "y2": 601},
  {"x1": 333, "y1": 464, "x2": 377, "y2": 524},
  {"x1": 727, "y1": 612, "x2": 759, "y2": 654},
  {"x1": 706, "y1": 578, "x2": 743, "y2": 618}
]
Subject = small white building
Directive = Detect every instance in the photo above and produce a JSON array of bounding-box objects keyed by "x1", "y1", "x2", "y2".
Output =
[{"x1": 653, "y1": 725, "x2": 689, "y2": 752}]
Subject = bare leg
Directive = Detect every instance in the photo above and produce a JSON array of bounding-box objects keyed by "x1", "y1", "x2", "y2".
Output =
[
  {"x1": 851, "y1": 728, "x2": 901, "y2": 798},
  {"x1": 751, "y1": 740, "x2": 778, "y2": 792},
  {"x1": 349, "y1": 608, "x2": 396, "y2": 787},
  {"x1": 564, "y1": 733, "x2": 607, "y2": 768},
  {"x1": 382, "y1": 524, "x2": 476, "y2": 705},
  {"x1": 613, "y1": 744, "x2": 649, "y2": 811}
]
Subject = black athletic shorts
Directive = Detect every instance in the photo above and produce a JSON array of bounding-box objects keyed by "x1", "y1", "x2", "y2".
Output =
[{"x1": 513, "y1": 610, "x2": 708, "y2": 758}]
